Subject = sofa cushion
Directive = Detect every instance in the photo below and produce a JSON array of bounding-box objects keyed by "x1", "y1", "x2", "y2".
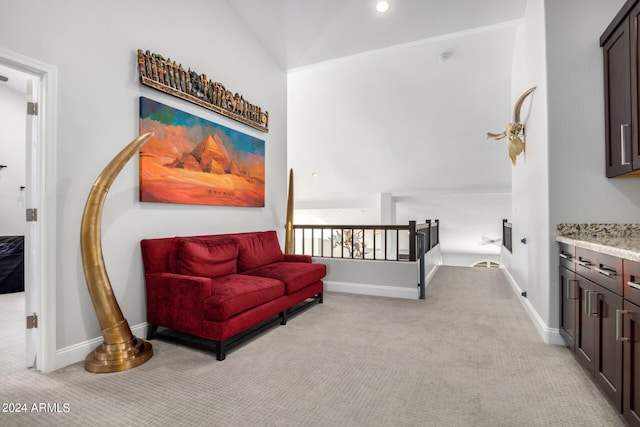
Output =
[
  {"x1": 235, "y1": 231, "x2": 285, "y2": 272},
  {"x1": 174, "y1": 238, "x2": 239, "y2": 278},
  {"x1": 141, "y1": 237, "x2": 176, "y2": 274},
  {"x1": 242, "y1": 262, "x2": 326, "y2": 294},
  {"x1": 168, "y1": 235, "x2": 235, "y2": 274},
  {"x1": 203, "y1": 274, "x2": 284, "y2": 321}
]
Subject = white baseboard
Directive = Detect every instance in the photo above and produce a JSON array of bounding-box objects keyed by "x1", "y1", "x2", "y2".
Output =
[
  {"x1": 425, "y1": 264, "x2": 440, "y2": 289},
  {"x1": 500, "y1": 268, "x2": 564, "y2": 346},
  {"x1": 56, "y1": 322, "x2": 149, "y2": 369},
  {"x1": 325, "y1": 280, "x2": 419, "y2": 299}
]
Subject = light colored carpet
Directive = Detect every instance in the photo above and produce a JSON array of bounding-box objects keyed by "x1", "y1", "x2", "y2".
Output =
[{"x1": 0, "y1": 266, "x2": 626, "y2": 426}]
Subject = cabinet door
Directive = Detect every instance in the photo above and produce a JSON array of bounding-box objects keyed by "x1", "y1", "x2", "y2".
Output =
[
  {"x1": 603, "y1": 15, "x2": 632, "y2": 177},
  {"x1": 623, "y1": 300, "x2": 640, "y2": 426},
  {"x1": 576, "y1": 278, "x2": 597, "y2": 371},
  {"x1": 631, "y1": 3, "x2": 640, "y2": 170},
  {"x1": 560, "y1": 266, "x2": 577, "y2": 351},
  {"x1": 593, "y1": 285, "x2": 623, "y2": 410}
]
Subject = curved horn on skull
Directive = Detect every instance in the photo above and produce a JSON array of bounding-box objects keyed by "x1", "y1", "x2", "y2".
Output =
[
  {"x1": 512, "y1": 86, "x2": 536, "y2": 124},
  {"x1": 487, "y1": 131, "x2": 507, "y2": 140}
]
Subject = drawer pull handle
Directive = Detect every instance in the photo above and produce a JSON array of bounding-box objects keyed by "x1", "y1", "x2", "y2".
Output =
[
  {"x1": 566, "y1": 279, "x2": 577, "y2": 300},
  {"x1": 628, "y1": 281, "x2": 640, "y2": 291},
  {"x1": 594, "y1": 267, "x2": 617, "y2": 277},
  {"x1": 584, "y1": 290, "x2": 591, "y2": 314},
  {"x1": 584, "y1": 290, "x2": 599, "y2": 316},
  {"x1": 589, "y1": 291, "x2": 599, "y2": 316},
  {"x1": 616, "y1": 309, "x2": 630, "y2": 342},
  {"x1": 622, "y1": 124, "x2": 631, "y2": 166},
  {"x1": 559, "y1": 253, "x2": 572, "y2": 260},
  {"x1": 576, "y1": 260, "x2": 592, "y2": 268}
]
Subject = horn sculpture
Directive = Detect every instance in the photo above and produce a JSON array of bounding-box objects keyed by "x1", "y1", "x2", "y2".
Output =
[
  {"x1": 487, "y1": 86, "x2": 536, "y2": 166},
  {"x1": 81, "y1": 132, "x2": 154, "y2": 373},
  {"x1": 284, "y1": 168, "x2": 294, "y2": 254}
]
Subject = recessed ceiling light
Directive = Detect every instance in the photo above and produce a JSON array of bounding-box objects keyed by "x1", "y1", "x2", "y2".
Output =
[
  {"x1": 376, "y1": 1, "x2": 390, "y2": 13},
  {"x1": 311, "y1": 172, "x2": 320, "y2": 178}
]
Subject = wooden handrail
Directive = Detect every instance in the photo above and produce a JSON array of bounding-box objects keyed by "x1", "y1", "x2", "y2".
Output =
[{"x1": 291, "y1": 220, "x2": 439, "y2": 262}]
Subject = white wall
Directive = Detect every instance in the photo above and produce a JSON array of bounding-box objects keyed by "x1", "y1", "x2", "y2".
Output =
[
  {"x1": 509, "y1": 0, "x2": 633, "y2": 335},
  {"x1": 0, "y1": 0, "x2": 287, "y2": 360},
  {"x1": 0, "y1": 84, "x2": 26, "y2": 235},
  {"x1": 509, "y1": 0, "x2": 549, "y2": 328},
  {"x1": 287, "y1": 24, "x2": 514, "y2": 259}
]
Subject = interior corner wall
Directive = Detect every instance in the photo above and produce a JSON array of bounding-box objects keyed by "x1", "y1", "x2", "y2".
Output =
[
  {"x1": 509, "y1": 0, "x2": 550, "y2": 329},
  {"x1": 0, "y1": 84, "x2": 26, "y2": 235},
  {"x1": 0, "y1": 0, "x2": 287, "y2": 363},
  {"x1": 511, "y1": 0, "x2": 634, "y2": 336},
  {"x1": 547, "y1": 0, "x2": 639, "y2": 218},
  {"x1": 546, "y1": 0, "x2": 634, "y2": 328}
]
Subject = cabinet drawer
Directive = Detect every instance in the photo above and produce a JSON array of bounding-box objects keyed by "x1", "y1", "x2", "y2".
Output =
[
  {"x1": 624, "y1": 259, "x2": 640, "y2": 306},
  {"x1": 594, "y1": 252, "x2": 623, "y2": 296},
  {"x1": 575, "y1": 247, "x2": 598, "y2": 283},
  {"x1": 559, "y1": 243, "x2": 575, "y2": 271}
]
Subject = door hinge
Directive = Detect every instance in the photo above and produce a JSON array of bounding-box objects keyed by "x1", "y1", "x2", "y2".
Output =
[
  {"x1": 26, "y1": 208, "x2": 38, "y2": 222},
  {"x1": 26, "y1": 313, "x2": 38, "y2": 329},
  {"x1": 27, "y1": 101, "x2": 38, "y2": 116}
]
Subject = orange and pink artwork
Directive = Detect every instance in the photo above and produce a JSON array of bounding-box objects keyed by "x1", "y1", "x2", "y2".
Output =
[{"x1": 139, "y1": 97, "x2": 265, "y2": 206}]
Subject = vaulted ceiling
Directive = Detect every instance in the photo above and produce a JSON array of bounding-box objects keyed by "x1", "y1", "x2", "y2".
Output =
[
  {"x1": 228, "y1": 0, "x2": 528, "y2": 257},
  {"x1": 228, "y1": 0, "x2": 527, "y2": 71}
]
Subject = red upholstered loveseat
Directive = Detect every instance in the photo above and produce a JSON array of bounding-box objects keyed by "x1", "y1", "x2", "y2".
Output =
[{"x1": 140, "y1": 230, "x2": 325, "y2": 360}]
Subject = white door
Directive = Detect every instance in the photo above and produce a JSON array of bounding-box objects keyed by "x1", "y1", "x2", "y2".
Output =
[
  {"x1": 0, "y1": 48, "x2": 57, "y2": 372},
  {"x1": 24, "y1": 76, "x2": 39, "y2": 368}
]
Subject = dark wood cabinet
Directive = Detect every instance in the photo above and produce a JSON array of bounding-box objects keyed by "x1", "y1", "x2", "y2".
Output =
[
  {"x1": 559, "y1": 266, "x2": 577, "y2": 351},
  {"x1": 624, "y1": 259, "x2": 640, "y2": 306},
  {"x1": 602, "y1": 14, "x2": 632, "y2": 177},
  {"x1": 624, "y1": 260, "x2": 640, "y2": 425},
  {"x1": 575, "y1": 275, "x2": 598, "y2": 369},
  {"x1": 623, "y1": 299, "x2": 640, "y2": 426},
  {"x1": 558, "y1": 243, "x2": 624, "y2": 413},
  {"x1": 601, "y1": 0, "x2": 640, "y2": 177},
  {"x1": 593, "y1": 284, "x2": 623, "y2": 409}
]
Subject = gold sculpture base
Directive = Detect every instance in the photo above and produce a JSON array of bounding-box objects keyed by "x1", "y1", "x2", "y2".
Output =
[{"x1": 84, "y1": 338, "x2": 153, "y2": 373}]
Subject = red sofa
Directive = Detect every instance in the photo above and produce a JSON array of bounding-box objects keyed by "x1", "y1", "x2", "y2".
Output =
[{"x1": 141, "y1": 230, "x2": 325, "y2": 360}]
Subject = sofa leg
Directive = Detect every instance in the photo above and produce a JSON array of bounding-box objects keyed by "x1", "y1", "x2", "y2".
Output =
[
  {"x1": 318, "y1": 292, "x2": 323, "y2": 304},
  {"x1": 215, "y1": 340, "x2": 226, "y2": 361},
  {"x1": 147, "y1": 324, "x2": 158, "y2": 340},
  {"x1": 279, "y1": 311, "x2": 288, "y2": 325}
]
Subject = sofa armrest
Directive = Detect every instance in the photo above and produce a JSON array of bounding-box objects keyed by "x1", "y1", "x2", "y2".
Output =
[
  {"x1": 283, "y1": 254, "x2": 312, "y2": 263},
  {"x1": 144, "y1": 272, "x2": 213, "y2": 336}
]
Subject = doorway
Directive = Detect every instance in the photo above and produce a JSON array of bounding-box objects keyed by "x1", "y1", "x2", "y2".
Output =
[
  {"x1": 0, "y1": 48, "x2": 57, "y2": 373},
  {"x1": 0, "y1": 66, "x2": 27, "y2": 371}
]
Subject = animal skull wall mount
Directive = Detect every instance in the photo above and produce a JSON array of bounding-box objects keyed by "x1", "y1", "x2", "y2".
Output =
[{"x1": 487, "y1": 86, "x2": 536, "y2": 166}]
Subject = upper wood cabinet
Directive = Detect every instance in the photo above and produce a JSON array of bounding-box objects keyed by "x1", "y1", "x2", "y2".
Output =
[{"x1": 601, "y1": 0, "x2": 640, "y2": 177}]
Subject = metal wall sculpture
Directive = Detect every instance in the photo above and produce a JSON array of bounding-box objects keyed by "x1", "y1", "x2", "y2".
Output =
[
  {"x1": 81, "y1": 133, "x2": 154, "y2": 373},
  {"x1": 137, "y1": 49, "x2": 268, "y2": 133},
  {"x1": 487, "y1": 87, "x2": 536, "y2": 166}
]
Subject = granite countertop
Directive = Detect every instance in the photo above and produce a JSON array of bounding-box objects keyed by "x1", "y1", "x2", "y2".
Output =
[{"x1": 556, "y1": 224, "x2": 640, "y2": 262}]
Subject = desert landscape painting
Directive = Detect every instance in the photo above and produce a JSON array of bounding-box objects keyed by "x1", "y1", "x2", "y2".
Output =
[{"x1": 139, "y1": 97, "x2": 265, "y2": 206}]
